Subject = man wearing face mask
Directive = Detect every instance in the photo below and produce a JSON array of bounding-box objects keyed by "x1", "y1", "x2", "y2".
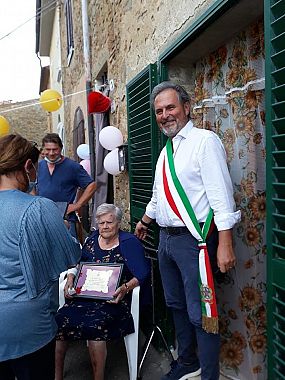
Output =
[{"x1": 37, "y1": 133, "x2": 96, "y2": 239}]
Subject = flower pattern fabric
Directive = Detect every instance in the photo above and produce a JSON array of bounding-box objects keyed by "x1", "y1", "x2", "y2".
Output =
[{"x1": 190, "y1": 18, "x2": 266, "y2": 380}]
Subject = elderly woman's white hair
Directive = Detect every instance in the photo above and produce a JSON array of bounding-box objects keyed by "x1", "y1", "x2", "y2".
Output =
[{"x1": 95, "y1": 203, "x2": 123, "y2": 223}]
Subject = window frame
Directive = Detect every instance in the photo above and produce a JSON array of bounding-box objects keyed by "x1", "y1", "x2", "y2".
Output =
[{"x1": 64, "y1": 0, "x2": 74, "y2": 66}]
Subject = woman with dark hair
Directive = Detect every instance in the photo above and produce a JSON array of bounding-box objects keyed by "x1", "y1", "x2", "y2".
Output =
[{"x1": 0, "y1": 134, "x2": 81, "y2": 380}]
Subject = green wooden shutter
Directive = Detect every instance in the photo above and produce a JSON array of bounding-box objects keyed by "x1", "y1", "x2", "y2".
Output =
[
  {"x1": 265, "y1": 1, "x2": 285, "y2": 378},
  {"x1": 126, "y1": 65, "x2": 175, "y2": 348},
  {"x1": 127, "y1": 64, "x2": 160, "y2": 250}
]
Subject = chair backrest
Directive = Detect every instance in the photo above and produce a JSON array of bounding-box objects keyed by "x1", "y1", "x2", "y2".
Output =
[{"x1": 124, "y1": 285, "x2": 140, "y2": 380}]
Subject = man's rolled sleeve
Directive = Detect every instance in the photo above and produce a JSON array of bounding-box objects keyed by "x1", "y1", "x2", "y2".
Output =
[
  {"x1": 214, "y1": 210, "x2": 241, "y2": 231},
  {"x1": 200, "y1": 133, "x2": 241, "y2": 231}
]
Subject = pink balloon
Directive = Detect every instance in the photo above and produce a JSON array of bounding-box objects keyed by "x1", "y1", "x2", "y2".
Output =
[{"x1": 80, "y1": 159, "x2": 91, "y2": 175}]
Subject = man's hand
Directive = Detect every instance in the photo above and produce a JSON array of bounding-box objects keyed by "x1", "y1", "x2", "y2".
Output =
[
  {"x1": 66, "y1": 203, "x2": 79, "y2": 215},
  {"x1": 134, "y1": 215, "x2": 152, "y2": 240},
  {"x1": 134, "y1": 221, "x2": 149, "y2": 240},
  {"x1": 217, "y1": 229, "x2": 236, "y2": 273},
  {"x1": 66, "y1": 182, "x2": 97, "y2": 215}
]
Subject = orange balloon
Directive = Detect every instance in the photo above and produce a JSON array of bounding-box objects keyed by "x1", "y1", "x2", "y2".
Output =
[
  {"x1": 0, "y1": 115, "x2": 10, "y2": 137},
  {"x1": 39, "y1": 89, "x2": 63, "y2": 112}
]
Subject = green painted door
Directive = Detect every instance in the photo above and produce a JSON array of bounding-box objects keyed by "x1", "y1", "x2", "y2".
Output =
[{"x1": 265, "y1": 1, "x2": 285, "y2": 378}]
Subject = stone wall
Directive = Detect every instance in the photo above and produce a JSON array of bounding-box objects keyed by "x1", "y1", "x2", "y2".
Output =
[
  {"x1": 59, "y1": 0, "x2": 214, "y2": 225},
  {"x1": 58, "y1": 3, "x2": 87, "y2": 159},
  {"x1": 0, "y1": 100, "x2": 50, "y2": 146}
]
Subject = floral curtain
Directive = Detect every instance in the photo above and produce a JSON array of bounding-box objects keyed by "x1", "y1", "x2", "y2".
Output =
[{"x1": 190, "y1": 19, "x2": 266, "y2": 380}]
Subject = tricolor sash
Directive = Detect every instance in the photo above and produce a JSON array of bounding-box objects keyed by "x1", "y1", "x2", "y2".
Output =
[{"x1": 162, "y1": 138, "x2": 218, "y2": 334}]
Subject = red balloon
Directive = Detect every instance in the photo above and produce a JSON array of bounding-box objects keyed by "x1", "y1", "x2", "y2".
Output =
[{"x1": 88, "y1": 91, "x2": 111, "y2": 114}]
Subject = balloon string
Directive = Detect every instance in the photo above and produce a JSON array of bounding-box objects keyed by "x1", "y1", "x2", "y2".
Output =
[{"x1": 0, "y1": 88, "x2": 88, "y2": 114}]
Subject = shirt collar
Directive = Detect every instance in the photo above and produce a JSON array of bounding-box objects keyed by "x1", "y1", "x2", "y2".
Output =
[{"x1": 173, "y1": 120, "x2": 193, "y2": 141}]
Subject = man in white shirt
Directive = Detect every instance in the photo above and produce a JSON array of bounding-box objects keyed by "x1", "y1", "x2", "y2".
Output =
[{"x1": 135, "y1": 82, "x2": 240, "y2": 380}]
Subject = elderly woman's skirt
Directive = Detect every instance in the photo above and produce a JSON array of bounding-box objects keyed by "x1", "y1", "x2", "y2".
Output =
[{"x1": 55, "y1": 298, "x2": 134, "y2": 341}]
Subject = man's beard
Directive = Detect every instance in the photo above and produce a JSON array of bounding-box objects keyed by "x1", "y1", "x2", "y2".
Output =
[{"x1": 160, "y1": 123, "x2": 184, "y2": 138}]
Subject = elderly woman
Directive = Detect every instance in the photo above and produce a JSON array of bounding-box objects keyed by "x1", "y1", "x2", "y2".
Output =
[
  {"x1": 55, "y1": 203, "x2": 150, "y2": 380},
  {"x1": 0, "y1": 134, "x2": 81, "y2": 380}
]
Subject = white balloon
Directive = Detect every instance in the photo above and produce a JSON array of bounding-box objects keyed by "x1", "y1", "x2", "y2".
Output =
[
  {"x1": 99, "y1": 126, "x2": 123, "y2": 150},
  {"x1": 80, "y1": 159, "x2": 91, "y2": 175},
  {"x1": 77, "y1": 144, "x2": 90, "y2": 160},
  {"x1": 103, "y1": 148, "x2": 121, "y2": 175}
]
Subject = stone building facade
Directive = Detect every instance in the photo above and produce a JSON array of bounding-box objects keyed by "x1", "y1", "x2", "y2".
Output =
[
  {"x1": 58, "y1": 0, "x2": 214, "y2": 225},
  {"x1": 0, "y1": 100, "x2": 49, "y2": 146}
]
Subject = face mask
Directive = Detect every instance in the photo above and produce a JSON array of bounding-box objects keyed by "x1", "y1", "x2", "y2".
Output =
[
  {"x1": 27, "y1": 181, "x2": 37, "y2": 193},
  {"x1": 44, "y1": 156, "x2": 62, "y2": 164},
  {"x1": 25, "y1": 163, "x2": 38, "y2": 194}
]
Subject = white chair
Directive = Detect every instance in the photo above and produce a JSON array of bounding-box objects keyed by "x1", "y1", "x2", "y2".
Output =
[
  {"x1": 58, "y1": 273, "x2": 141, "y2": 380},
  {"x1": 124, "y1": 285, "x2": 140, "y2": 380},
  {"x1": 59, "y1": 270, "x2": 68, "y2": 308}
]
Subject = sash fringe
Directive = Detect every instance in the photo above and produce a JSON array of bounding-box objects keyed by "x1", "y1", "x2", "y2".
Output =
[{"x1": 202, "y1": 315, "x2": 219, "y2": 334}]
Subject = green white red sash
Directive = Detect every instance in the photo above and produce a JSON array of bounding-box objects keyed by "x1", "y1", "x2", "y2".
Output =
[{"x1": 162, "y1": 138, "x2": 218, "y2": 334}]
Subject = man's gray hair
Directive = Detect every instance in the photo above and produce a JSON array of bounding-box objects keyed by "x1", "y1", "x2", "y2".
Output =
[
  {"x1": 95, "y1": 203, "x2": 123, "y2": 222},
  {"x1": 150, "y1": 81, "x2": 190, "y2": 109}
]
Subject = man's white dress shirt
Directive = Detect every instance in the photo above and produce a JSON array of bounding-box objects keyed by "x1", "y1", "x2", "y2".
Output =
[{"x1": 145, "y1": 121, "x2": 240, "y2": 231}]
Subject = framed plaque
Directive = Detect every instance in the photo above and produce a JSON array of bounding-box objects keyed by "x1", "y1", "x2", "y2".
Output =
[{"x1": 73, "y1": 262, "x2": 123, "y2": 300}]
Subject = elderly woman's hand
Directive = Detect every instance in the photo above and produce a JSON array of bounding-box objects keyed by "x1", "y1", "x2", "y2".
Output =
[
  {"x1": 64, "y1": 274, "x2": 76, "y2": 298},
  {"x1": 109, "y1": 283, "x2": 130, "y2": 304},
  {"x1": 109, "y1": 278, "x2": 139, "y2": 304}
]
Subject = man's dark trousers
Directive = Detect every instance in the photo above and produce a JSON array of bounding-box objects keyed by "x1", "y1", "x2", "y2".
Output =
[{"x1": 158, "y1": 227, "x2": 220, "y2": 380}]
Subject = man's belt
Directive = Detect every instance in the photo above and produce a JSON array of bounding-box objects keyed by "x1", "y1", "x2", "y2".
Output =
[
  {"x1": 161, "y1": 226, "x2": 189, "y2": 235},
  {"x1": 161, "y1": 222, "x2": 216, "y2": 237}
]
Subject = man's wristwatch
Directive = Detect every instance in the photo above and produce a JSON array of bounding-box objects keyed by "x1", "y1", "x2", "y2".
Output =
[{"x1": 140, "y1": 219, "x2": 151, "y2": 228}]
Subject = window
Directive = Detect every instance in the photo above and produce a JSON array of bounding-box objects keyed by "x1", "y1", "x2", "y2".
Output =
[
  {"x1": 64, "y1": 0, "x2": 74, "y2": 66},
  {"x1": 73, "y1": 107, "x2": 85, "y2": 162},
  {"x1": 57, "y1": 120, "x2": 65, "y2": 155}
]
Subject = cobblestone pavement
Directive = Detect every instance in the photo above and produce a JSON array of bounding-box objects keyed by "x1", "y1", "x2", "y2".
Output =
[
  {"x1": 63, "y1": 337, "x2": 171, "y2": 380},
  {"x1": 63, "y1": 338, "x2": 228, "y2": 380}
]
